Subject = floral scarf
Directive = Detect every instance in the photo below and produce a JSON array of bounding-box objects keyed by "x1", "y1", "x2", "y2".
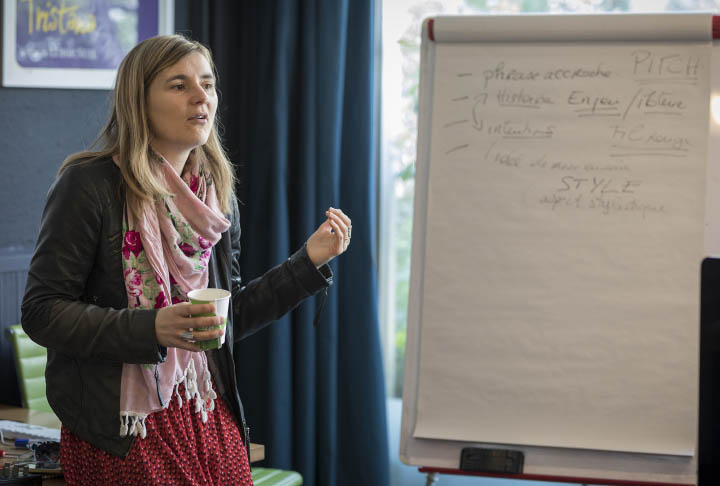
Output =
[{"x1": 115, "y1": 153, "x2": 230, "y2": 438}]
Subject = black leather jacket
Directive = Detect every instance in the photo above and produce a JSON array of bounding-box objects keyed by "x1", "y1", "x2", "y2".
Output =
[{"x1": 22, "y1": 158, "x2": 332, "y2": 457}]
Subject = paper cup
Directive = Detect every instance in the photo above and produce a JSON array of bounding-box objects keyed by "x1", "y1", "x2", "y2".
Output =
[{"x1": 187, "y1": 288, "x2": 231, "y2": 350}]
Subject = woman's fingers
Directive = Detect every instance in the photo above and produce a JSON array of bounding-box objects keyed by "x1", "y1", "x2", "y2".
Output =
[
  {"x1": 173, "y1": 327, "x2": 223, "y2": 351},
  {"x1": 155, "y1": 302, "x2": 224, "y2": 350},
  {"x1": 305, "y1": 207, "x2": 352, "y2": 266},
  {"x1": 173, "y1": 334, "x2": 201, "y2": 352},
  {"x1": 329, "y1": 220, "x2": 344, "y2": 252},
  {"x1": 326, "y1": 207, "x2": 352, "y2": 247},
  {"x1": 329, "y1": 207, "x2": 352, "y2": 228},
  {"x1": 174, "y1": 302, "x2": 214, "y2": 316},
  {"x1": 326, "y1": 210, "x2": 348, "y2": 238}
]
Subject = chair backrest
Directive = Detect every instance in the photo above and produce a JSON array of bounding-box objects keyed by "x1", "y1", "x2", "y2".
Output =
[
  {"x1": 5, "y1": 324, "x2": 53, "y2": 413},
  {"x1": 251, "y1": 467, "x2": 303, "y2": 486}
]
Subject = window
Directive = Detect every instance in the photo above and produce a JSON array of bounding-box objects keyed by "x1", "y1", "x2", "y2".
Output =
[{"x1": 379, "y1": 0, "x2": 719, "y2": 399}]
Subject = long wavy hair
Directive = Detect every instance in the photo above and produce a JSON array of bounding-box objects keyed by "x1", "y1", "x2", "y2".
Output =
[{"x1": 59, "y1": 34, "x2": 235, "y2": 217}]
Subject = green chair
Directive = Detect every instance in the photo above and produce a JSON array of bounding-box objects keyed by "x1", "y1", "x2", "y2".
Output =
[
  {"x1": 5, "y1": 324, "x2": 53, "y2": 413},
  {"x1": 251, "y1": 467, "x2": 303, "y2": 486}
]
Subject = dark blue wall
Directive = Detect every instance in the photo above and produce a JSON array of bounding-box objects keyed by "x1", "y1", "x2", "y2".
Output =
[
  {"x1": 0, "y1": 4, "x2": 192, "y2": 406},
  {"x1": 0, "y1": 0, "x2": 192, "y2": 251},
  {"x1": 0, "y1": 89, "x2": 111, "y2": 251}
]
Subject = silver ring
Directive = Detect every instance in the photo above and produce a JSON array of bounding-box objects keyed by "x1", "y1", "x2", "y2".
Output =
[
  {"x1": 180, "y1": 330, "x2": 194, "y2": 342},
  {"x1": 348, "y1": 226, "x2": 352, "y2": 238}
]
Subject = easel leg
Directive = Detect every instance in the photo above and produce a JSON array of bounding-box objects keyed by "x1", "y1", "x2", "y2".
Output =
[{"x1": 425, "y1": 471, "x2": 439, "y2": 486}]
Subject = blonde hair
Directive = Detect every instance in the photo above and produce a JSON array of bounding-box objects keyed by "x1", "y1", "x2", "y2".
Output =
[{"x1": 60, "y1": 34, "x2": 235, "y2": 217}]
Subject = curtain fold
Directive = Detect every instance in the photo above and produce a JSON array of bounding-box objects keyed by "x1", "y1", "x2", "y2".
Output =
[{"x1": 183, "y1": 2, "x2": 390, "y2": 485}]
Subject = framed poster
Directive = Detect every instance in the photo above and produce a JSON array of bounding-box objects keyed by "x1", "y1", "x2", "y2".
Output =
[{"x1": 2, "y1": 0, "x2": 174, "y2": 89}]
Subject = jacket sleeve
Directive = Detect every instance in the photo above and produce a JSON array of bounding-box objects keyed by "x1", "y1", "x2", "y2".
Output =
[
  {"x1": 228, "y1": 199, "x2": 333, "y2": 341},
  {"x1": 21, "y1": 164, "x2": 164, "y2": 364}
]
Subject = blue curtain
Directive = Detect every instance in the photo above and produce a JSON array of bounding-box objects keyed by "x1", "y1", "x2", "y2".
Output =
[{"x1": 184, "y1": 1, "x2": 390, "y2": 485}]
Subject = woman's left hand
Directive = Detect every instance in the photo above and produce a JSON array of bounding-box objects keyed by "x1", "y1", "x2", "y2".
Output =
[{"x1": 306, "y1": 207, "x2": 352, "y2": 267}]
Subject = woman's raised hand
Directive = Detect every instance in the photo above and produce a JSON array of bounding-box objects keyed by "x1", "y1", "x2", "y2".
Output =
[
  {"x1": 305, "y1": 207, "x2": 352, "y2": 267},
  {"x1": 155, "y1": 302, "x2": 224, "y2": 351}
]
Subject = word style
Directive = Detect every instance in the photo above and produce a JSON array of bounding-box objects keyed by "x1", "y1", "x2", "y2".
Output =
[{"x1": 557, "y1": 176, "x2": 641, "y2": 195}]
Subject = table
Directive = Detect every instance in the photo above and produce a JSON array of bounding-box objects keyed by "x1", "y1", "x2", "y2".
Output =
[{"x1": 0, "y1": 405, "x2": 265, "y2": 484}]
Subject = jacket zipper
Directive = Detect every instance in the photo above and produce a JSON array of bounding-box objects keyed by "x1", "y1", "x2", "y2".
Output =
[
  {"x1": 154, "y1": 365, "x2": 164, "y2": 407},
  {"x1": 244, "y1": 423, "x2": 251, "y2": 462}
]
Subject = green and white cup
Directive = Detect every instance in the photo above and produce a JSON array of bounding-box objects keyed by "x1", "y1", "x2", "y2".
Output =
[{"x1": 187, "y1": 288, "x2": 231, "y2": 350}]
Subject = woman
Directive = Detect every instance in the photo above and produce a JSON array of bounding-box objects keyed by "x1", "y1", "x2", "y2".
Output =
[{"x1": 21, "y1": 34, "x2": 351, "y2": 485}]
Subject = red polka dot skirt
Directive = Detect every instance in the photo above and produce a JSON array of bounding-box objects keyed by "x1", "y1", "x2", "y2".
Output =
[{"x1": 59, "y1": 382, "x2": 253, "y2": 485}]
